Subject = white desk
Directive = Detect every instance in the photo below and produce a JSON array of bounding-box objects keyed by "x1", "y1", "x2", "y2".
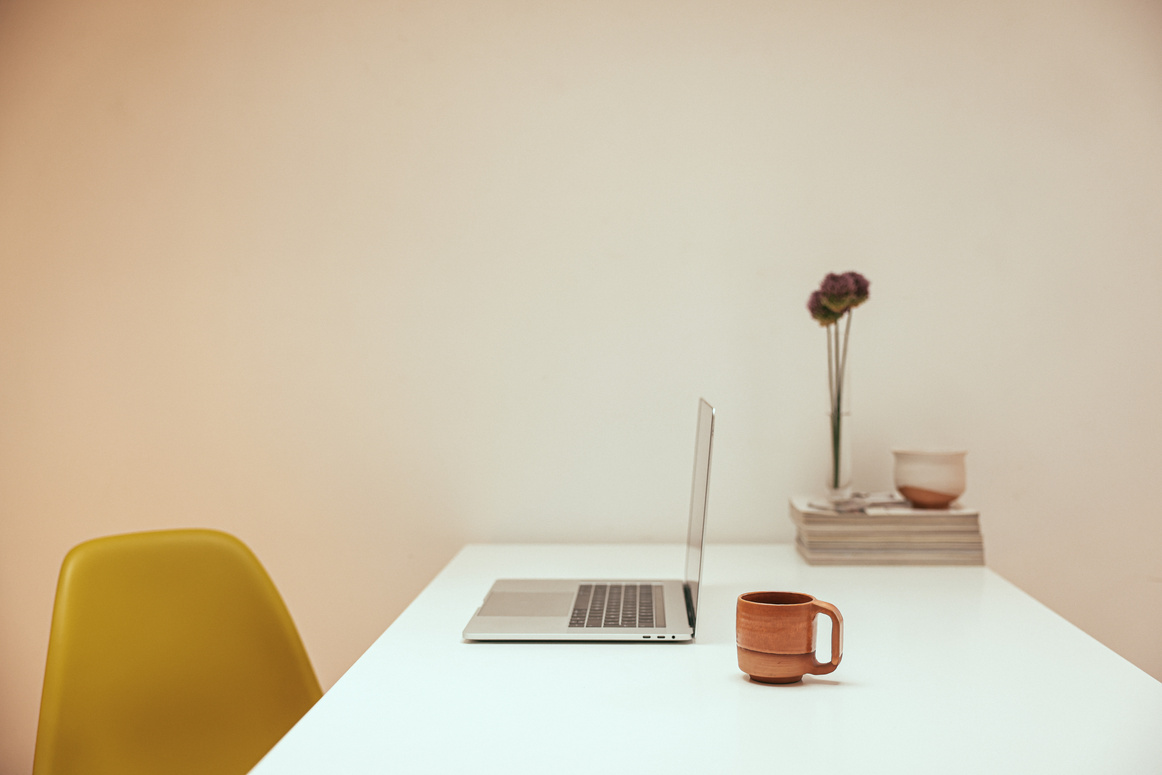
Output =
[{"x1": 252, "y1": 544, "x2": 1162, "y2": 774}]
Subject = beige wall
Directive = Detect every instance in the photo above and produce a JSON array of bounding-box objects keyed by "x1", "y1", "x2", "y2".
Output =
[{"x1": 3, "y1": 0, "x2": 1160, "y2": 770}]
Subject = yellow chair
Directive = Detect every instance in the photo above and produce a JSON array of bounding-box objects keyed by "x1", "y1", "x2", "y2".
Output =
[{"x1": 33, "y1": 529, "x2": 323, "y2": 775}]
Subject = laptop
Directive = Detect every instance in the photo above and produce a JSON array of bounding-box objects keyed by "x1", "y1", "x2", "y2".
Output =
[{"x1": 462, "y1": 398, "x2": 715, "y2": 642}]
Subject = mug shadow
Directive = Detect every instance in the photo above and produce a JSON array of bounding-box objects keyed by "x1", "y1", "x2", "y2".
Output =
[{"x1": 738, "y1": 674, "x2": 844, "y2": 687}]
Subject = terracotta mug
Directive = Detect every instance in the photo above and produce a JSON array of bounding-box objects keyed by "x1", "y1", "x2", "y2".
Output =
[{"x1": 736, "y1": 591, "x2": 843, "y2": 684}]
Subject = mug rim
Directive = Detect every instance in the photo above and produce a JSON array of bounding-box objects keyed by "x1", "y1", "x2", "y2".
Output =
[{"x1": 739, "y1": 591, "x2": 814, "y2": 606}]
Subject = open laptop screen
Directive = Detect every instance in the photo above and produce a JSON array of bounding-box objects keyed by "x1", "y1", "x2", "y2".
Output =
[{"x1": 683, "y1": 399, "x2": 715, "y2": 622}]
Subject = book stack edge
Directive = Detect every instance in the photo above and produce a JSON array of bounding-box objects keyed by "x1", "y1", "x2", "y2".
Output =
[{"x1": 790, "y1": 495, "x2": 985, "y2": 566}]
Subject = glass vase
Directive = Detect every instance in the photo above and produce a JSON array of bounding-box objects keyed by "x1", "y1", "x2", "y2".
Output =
[{"x1": 825, "y1": 409, "x2": 852, "y2": 504}]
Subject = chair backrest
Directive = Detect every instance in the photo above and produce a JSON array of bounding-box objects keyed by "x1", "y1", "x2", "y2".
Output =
[{"x1": 33, "y1": 529, "x2": 323, "y2": 775}]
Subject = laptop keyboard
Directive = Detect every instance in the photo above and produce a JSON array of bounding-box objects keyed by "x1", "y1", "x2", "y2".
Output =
[{"x1": 568, "y1": 583, "x2": 663, "y2": 628}]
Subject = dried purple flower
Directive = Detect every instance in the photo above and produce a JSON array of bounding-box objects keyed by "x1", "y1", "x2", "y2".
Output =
[
  {"x1": 808, "y1": 290, "x2": 841, "y2": 326},
  {"x1": 848, "y1": 271, "x2": 870, "y2": 303},
  {"x1": 807, "y1": 270, "x2": 871, "y2": 495},
  {"x1": 818, "y1": 271, "x2": 870, "y2": 314}
]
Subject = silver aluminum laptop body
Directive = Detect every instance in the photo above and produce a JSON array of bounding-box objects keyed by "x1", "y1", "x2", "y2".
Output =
[{"x1": 462, "y1": 398, "x2": 715, "y2": 642}]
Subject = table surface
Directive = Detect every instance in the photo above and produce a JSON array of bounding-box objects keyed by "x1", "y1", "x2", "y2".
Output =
[{"x1": 252, "y1": 544, "x2": 1162, "y2": 774}]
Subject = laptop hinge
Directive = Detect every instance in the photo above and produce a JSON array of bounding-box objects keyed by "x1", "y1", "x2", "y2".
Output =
[{"x1": 683, "y1": 584, "x2": 696, "y2": 631}]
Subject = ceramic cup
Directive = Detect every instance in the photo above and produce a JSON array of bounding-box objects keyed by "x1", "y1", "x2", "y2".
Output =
[
  {"x1": 736, "y1": 592, "x2": 843, "y2": 684},
  {"x1": 892, "y1": 449, "x2": 967, "y2": 509}
]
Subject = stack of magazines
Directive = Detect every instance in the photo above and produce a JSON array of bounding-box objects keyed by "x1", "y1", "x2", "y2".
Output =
[{"x1": 790, "y1": 494, "x2": 984, "y2": 565}]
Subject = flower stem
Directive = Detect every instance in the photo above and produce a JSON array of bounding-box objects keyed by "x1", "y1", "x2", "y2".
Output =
[
  {"x1": 837, "y1": 309, "x2": 852, "y2": 400},
  {"x1": 826, "y1": 325, "x2": 836, "y2": 415},
  {"x1": 828, "y1": 311, "x2": 853, "y2": 491}
]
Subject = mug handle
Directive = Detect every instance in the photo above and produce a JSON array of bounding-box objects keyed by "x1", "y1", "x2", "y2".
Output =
[{"x1": 809, "y1": 600, "x2": 844, "y2": 675}]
